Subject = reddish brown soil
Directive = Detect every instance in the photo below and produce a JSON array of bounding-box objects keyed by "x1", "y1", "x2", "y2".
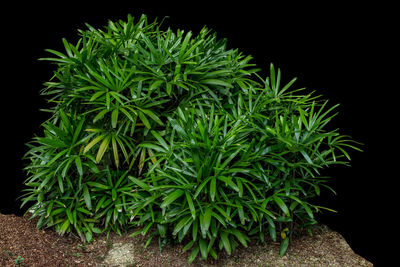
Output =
[{"x1": 0, "y1": 213, "x2": 373, "y2": 266}]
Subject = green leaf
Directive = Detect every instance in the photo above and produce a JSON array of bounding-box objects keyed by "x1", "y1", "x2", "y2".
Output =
[
  {"x1": 96, "y1": 135, "x2": 111, "y2": 163},
  {"x1": 59, "y1": 109, "x2": 72, "y2": 133},
  {"x1": 269, "y1": 224, "x2": 277, "y2": 242},
  {"x1": 77, "y1": 207, "x2": 92, "y2": 216},
  {"x1": 188, "y1": 245, "x2": 199, "y2": 264},
  {"x1": 193, "y1": 176, "x2": 213, "y2": 198},
  {"x1": 173, "y1": 215, "x2": 192, "y2": 236},
  {"x1": 84, "y1": 134, "x2": 106, "y2": 153},
  {"x1": 217, "y1": 176, "x2": 239, "y2": 192},
  {"x1": 160, "y1": 190, "x2": 184, "y2": 208},
  {"x1": 192, "y1": 219, "x2": 198, "y2": 241},
  {"x1": 201, "y1": 79, "x2": 233, "y2": 88},
  {"x1": 273, "y1": 195, "x2": 290, "y2": 216},
  {"x1": 220, "y1": 231, "x2": 231, "y2": 255},
  {"x1": 150, "y1": 130, "x2": 169, "y2": 150},
  {"x1": 200, "y1": 207, "x2": 212, "y2": 237},
  {"x1": 119, "y1": 107, "x2": 136, "y2": 123},
  {"x1": 210, "y1": 177, "x2": 216, "y2": 202},
  {"x1": 85, "y1": 230, "x2": 93, "y2": 242},
  {"x1": 72, "y1": 118, "x2": 85, "y2": 144},
  {"x1": 62, "y1": 38, "x2": 73, "y2": 57},
  {"x1": 185, "y1": 192, "x2": 196, "y2": 219},
  {"x1": 182, "y1": 240, "x2": 195, "y2": 252},
  {"x1": 66, "y1": 208, "x2": 73, "y2": 224},
  {"x1": 157, "y1": 224, "x2": 167, "y2": 238},
  {"x1": 230, "y1": 229, "x2": 249, "y2": 247},
  {"x1": 179, "y1": 31, "x2": 192, "y2": 60},
  {"x1": 138, "y1": 111, "x2": 151, "y2": 128},
  {"x1": 90, "y1": 91, "x2": 106, "y2": 101},
  {"x1": 128, "y1": 176, "x2": 151, "y2": 190},
  {"x1": 59, "y1": 219, "x2": 70, "y2": 235},
  {"x1": 83, "y1": 184, "x2": 92, "y2": 210},
  {"x1": 36, "y1": 137, "x2": 65, "y2": 148},
  {"x1": 93, "y1": 109, "x2": 109, "y2": 123},
  {"x1": 270, "y1": 63, "x2": 276, "y2": 91},
  {"x1": 166, "y1": 82, "x2": 173, "y2": 95},
  {"x1": 46, "y1": 149, "x2": 68, "y2": 166},
  {"x1": 149, "y1": 79, "x2": 164, "y2": 92},
  {"x1": 61, "y1": 158, "x2": 74, "y2": 178},
  {"x1": 114, "y1": 136, "x2": 130, "y2": 162},
  {"x1": 57, "y1": 175, "x2": 64, "y2": 193},
  {"x1": 199, "y1": 237, "x2": 208, "y2": 259},
  {"x1": 112, "y1": 188, "x2": 117, "y2": 201},
  {"x1": 217, "y1": 149, "x2": 241, "y2": 174},
  {"x1": 209, "y1": 247, "x2": 218, "y2": 260},
  {"x1": 300, "y1": 150, "x2": 313, "y2": 164},
  {"x1": 111, "y1": 109, "x2": 119, "y2": 128},
  {"x1": 236, "y1": 200, "x2": 245, "y2": 225},
  {"x1": 111, "y1": 136, "x2": 119, "y2": 167},
  {"x1": 87, "y1": 181, "x2": 110, "y2": 190},
  {"x1": 44, "y1": 48, "x2": 67, "y2": 59},
  {"x1": 140, "y1": 109, "x2": 164, "y2": 126},
  {"x1": 280, "y1": 77, "x2": 297, "y2": 95},
  {"x1": 210, "y1": 211, "x2": 226, "y2": 227},
  {"x1": 302, "y1": 203, "x2": 314, "y2": 219},
  {"x1": 138, "y1": 142, "x2": 166, "y2": 153},
  {"x1": 91, "y1": 226, "x2": 103, "y2": 234},
  {"x1": 75, "y1": 156, "x2": 83, "y2": 176},
  {"x1": 279, "y1": 237, "x2": 289, "y2": 257}
]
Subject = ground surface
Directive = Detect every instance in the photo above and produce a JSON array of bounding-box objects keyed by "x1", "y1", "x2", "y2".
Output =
[{"x1": 0, "y1": 213, "x2": 372, "y2": 266}]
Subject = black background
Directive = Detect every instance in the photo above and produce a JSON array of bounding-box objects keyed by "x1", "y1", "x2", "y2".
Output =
[{"x1": 1, "y1": 2, "x2": 395, "y2": 266}]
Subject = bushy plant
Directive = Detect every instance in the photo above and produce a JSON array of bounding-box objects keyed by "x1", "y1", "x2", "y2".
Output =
[{"x1": 20, "y1": 14, "x2": 361, "y2": 262}]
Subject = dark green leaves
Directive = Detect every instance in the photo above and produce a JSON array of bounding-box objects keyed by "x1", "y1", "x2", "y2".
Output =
[
  {"x1": 220, "y1": 231, "x2": 231, "y2": 255},
  {"x1": 21, "y1": 13, "x2": 361, "y2": 263},
  {"x1": 75, "y1": 157, "x2": 83, "y2": 176},
  {"x1": 280, "y1": 237, "x2": 290, "y2": 257},
  {"x1": 188, "y1": 246, "x2": 199, "y2": 264},
  {"x1": 210, "y1": 177, "x2": 217, "y2": 201},
  {"x1": 83, "y1": 185, "x2": 92, "y2": 210},
  {"x1": 201, "y1": 79, "x2": 233, "y2": 88},
  {"x1": 186, "y1": 192, "x2": 196, "y2": 219},
  {"x1": 273, "y1": 195, "x2": 290, "y2": 216},
  {"x1": 160, "y1": 190, "x2": 184, "y2": 208},
  {"x1": 200, "y1": 208, "x2": 212, "y2": 238}
]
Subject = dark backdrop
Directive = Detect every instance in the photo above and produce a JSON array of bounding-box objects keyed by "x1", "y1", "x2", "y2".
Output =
[{"x1": 1, "y1": 2, "x2": 395, "y2": 266}]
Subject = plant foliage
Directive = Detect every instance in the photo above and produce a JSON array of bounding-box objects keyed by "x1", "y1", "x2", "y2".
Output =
[{"x1": 20, "y1": 14, "x2": 361, "y2": 263}]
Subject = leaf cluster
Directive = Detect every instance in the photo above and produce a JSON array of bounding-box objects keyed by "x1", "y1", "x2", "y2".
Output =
[{"x1": 20, "y1": 14, "x2": 361, "y2": 263}]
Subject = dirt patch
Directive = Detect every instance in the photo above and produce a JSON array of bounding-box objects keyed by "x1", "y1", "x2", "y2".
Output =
[
  {"x1": 0, "y1": 213, "x2": 372, "y2": 266},
  {"x1": 101, "y1": 242, "x2": 136, "y2": 266}
]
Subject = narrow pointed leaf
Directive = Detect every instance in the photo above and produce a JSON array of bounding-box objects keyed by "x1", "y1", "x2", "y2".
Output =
[
  {"x1": 160, "y1": 190, "x2": 184, "y2": 208},
  {"x1": 96, "y1": 135, "x2": 111, "y2": 163},
  {"x1": 75, "y1": 156, "x2": 83, "y2": 176},
  {"x1": 83, "y1": 184, "x2": 92, "y2": 210},
  {"x1": 186, "y1": 192, "x2": 196, "y2": 219},
  {"x1": 279, "y1": 237, "x2": 289, "y2": 257}
]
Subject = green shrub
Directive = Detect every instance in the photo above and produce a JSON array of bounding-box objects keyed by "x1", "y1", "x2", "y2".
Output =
[{"x1": 20, "y1": 14, "x2": 361, "y2": 263}]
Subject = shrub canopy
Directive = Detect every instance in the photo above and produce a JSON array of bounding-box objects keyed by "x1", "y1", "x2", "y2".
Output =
[{"x1": 20, "y1": 14, "x2": 361, "y2": 263}]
